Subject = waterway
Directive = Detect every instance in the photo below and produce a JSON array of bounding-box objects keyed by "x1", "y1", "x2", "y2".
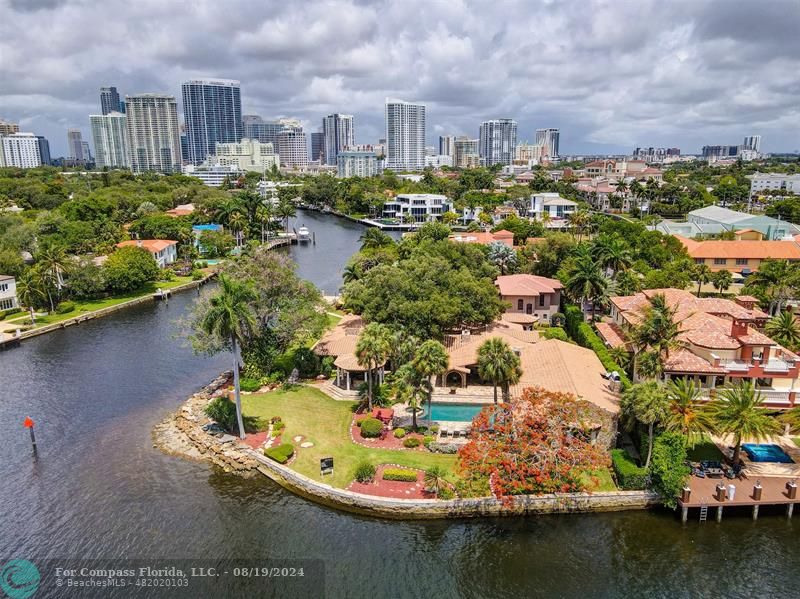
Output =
[{"x1": 1, "y1": 209, "x2": 799, "y2": 598}]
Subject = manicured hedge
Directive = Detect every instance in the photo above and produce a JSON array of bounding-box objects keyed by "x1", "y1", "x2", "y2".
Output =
[
  {"x1": 0, "y1": 307, "x2": 22, "y2": 320},
  {"x1": 611, "y1": 449, "x2": 649, "y2": 490},
  {"x1": 541, "y1": 327, "x2": 569, "y2": 342},
  {"x1": 382, "y1": 468, "x2": 418, "y2": 482},
  {"x1": 55, "y1": 301, "x2": 76, "y2": 314},
  {"x1": 264, "y1": 443, "x2": 294, "y2": 464},
  {"x1": 239, "y1": 377, "x2": 262, "y2": 392},
  {"x1": 564, "y1": 305, "x2": 631, "y2": 389},
  {"x1": 360, "y1": 417, "x2": 383, "y2": 438}
]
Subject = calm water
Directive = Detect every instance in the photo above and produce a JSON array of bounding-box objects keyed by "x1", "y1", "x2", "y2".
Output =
[{"x1": 1, "y1": 210, "x2": 799, "y2": 598}]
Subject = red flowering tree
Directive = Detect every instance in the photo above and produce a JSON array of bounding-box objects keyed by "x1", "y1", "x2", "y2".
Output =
[{"x1": 458, "y1": 387, "x2": 611, "y2": 499}]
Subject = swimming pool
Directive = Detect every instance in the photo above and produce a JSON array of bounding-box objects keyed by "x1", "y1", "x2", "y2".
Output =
[
  {"x1": 742, "y1": 443, "x2": 794, "y2": 463},
  {"x1": 423, "y1": 403, "x2": 486, "y2": 422}
]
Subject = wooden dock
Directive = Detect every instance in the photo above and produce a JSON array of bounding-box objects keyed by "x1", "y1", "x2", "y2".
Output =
[{"x1": 678, "y1": 474, "x2": 799, "y2": 522}]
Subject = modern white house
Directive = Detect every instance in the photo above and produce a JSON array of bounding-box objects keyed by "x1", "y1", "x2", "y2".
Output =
[
  {"x1": 528, "y1": 192, "x2": 577, "y2": 225},
  {"x1": 0, "y1": 275, "x2": 17, "y2": 311},
  {"x1": 382, "y1": 194, "x2": 452, "y2": 222},
  {"x1": 183, "y1": 164, "x2": 243, "y2": 187},
  {"x1": 115, "y1": 240, "x2": 178, "y2": 268}
]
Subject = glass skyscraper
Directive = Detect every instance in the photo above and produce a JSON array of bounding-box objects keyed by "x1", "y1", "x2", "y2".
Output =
[{"x1": 182, "y1": 79, "x2": 243, "y2": 165}]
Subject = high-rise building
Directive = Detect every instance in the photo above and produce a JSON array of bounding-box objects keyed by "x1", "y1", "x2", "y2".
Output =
[
  {"x1": 81, "y1": 141, "x2": 92, "y2": 163},
  {"x1": 182, "y1": 79, "x2": 243, "y2": 165},
  {"x1": 337, "y1": 150, "x2": 380, "y2": 178},
  {"x1": 438, "y1": 135, "x2": 455, "y2": 159},
  {"x1": 209, "y1": 139, "x2": 279, "y2": 172},
  {"x1": 67, "y1": 129, "x2": 84, "y2": 161},
  {"x1": 0, "y1": 119, "x2": 20, "y2": 136},
  {"x1": 385, "y1": 99, "x2": 426, "y2": 172},
  {"x1": 90, "y1": 112, "x2": 130, "y2": 169},
  {"x1": 453, "y1": 137, "x2": 479, "y2": 168},
  {"x1": 35, "y1": 135, "x2": 51, "y2": 166},
  {"x1": 701, "y1": 145, "x2": 739, "y2": 159},
  {"x1": 125, "y1": 94, "x2": 182, "y2": 174},
  {"x1": 242, "y1": 115, "x2": 286, "y2": 146},
  {"x1": 478, "y1": 119, "x2": 517, "y2": 166},
  {"x1": 743, "y1": 135, "x2": 762, "y2": 153},
  {"x1": 322, "y1": 114, "x2": 354, "y2": 165},
  {"x1": 2, "y1": 133, "x2": 42, "y2": 168},
  {"x1": 535, "y1": 128, "x2": 560, "y2": 157},
  {"x1": 100, "y1": 86, "x2": 123, "y2": 115},
  {"x1": 310, "y1": 130, "x2": 324, "y2": 162},
  {"x1": 277, "y1": 129, "x2": 308, "y2": 169}
]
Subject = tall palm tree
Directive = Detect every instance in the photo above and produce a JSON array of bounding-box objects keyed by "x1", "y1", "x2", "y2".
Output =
[
  {"x1": 712, "y1": 270, "x2": 732, "y2": 295},
  {"x1": 227, "y1": 211, "x2": 248, "y2": 247},
  {"x1": 593, "y1": 236, "x2": 632, "y2": 274},
  {"x1": 355, "y1": 323, "x2": 392, "y2": 411},
  {"x1": 412, "y1": 340, "x2": 449, "y2": 426},
  {"x1": 15, "y1": 270, "x2": 46, "y2": 325},
  {"x1": 664, "y1": 378, "x2": 715, "y2": 443},
  {"x1": 608, "y1": 345, "x2": 631, "y2": 373},
  {"x1": 632, "y1": 294, "x2": 681, "y2": 377},
  {"x1": 359, "y1": 228, "x2": 394, "y2": 251},
  {"x1": 766, "y1": 310, "x2": 800, "y2": 351},
  {"x1": 36, "y1": 242, "x2": 68, "y2": 311},
  {"x1": 486, "y1": 241, "x2": 518, "y2": 275},
  {"x1": 275, "y1": 197, "x2": 296, "y2": 234},
  {"x1": 214, "y1": 198, "x2": 245, "y2": 228},
  {"x1": 255, "y1": 205, "x2": 272, "y2": 243},
  {"x1": 707, "y1": 381, "x2": 781, "y2": 466},
  {"x1": 200, "y1": 275, "x2": 258, "y2": 439},
  {"x1": 477, "y1": 337, "x2": 522, "y2": 405},
  {"x1": 394, "y1": 363, "x2": 425, "y2": 430},
  {"x1": 564, "y1": 254, "x2": 608, "y2": 322},
  {"x1": 621, "y1": 381, "x2": 669, "y2": 468},
  {"x1": 744, "y1": 259, "x2": 795, "y2": 315},
  {"x1": 567, "y1": 209, "x2": 591, "y2": 241},
  {"x1": 692, "y1": 263, "x2": 712, "y2": 296}
]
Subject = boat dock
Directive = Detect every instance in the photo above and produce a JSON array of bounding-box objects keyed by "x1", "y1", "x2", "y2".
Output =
[{"x1": 678, "y1": 475, "x2": 799, "y2": 522}]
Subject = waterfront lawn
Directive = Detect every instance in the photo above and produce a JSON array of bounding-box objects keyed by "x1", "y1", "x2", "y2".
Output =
[
  {"x1": 9, "y1": 277, "x2": 194, "y2": 328},
  {"x1": 241, "y1": 386, "x2": 458, "y2": 489},
  {"x1": 686, "y1": 437, "x2": 725, "y2": 462},
  {"x1": 580, "y1": 469, "x2": 617, "y2": 492}
]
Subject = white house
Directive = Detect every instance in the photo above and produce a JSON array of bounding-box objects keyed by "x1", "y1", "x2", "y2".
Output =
[
  {"x1": 528, "y1": 192, "x2": 577, "y2": 225},
  {"x1": 115, "y1": 240, "x2": 178, "y2": 268},
  {"x1": 382, "y1": 194, "x2": 452, "y2": 222},
  {"x1": 0, "y1": 275, "x2": 18, "y2": 311}
]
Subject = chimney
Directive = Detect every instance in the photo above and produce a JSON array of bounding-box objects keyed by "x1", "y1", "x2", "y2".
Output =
[
  {"x1": 731, "y1": 318, "x2": 748, "y2": 338},
  {"x1": 136, "y1": 240, "x2": 143, "y2": 248},
  {"x1": 734, "y1": 296, "x2": 755, "y2": 310}
]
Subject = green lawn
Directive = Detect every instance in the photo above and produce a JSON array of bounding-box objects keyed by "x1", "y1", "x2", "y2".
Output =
[
  {"x1": 793, "y1": 437, "x2": 800, "y2": 449},
  {"x1": 241, "y1": 386, "x2": 458, "y2": 489},
  {"x1": 687, "y1": 437, "x2": 724, "y2": 462},
  {"x1": 7, "y1": 277, "x2": 194, "y2": 328},
  {"x1": 580, "y1": 469, "x2": 617, "y2": 492}
]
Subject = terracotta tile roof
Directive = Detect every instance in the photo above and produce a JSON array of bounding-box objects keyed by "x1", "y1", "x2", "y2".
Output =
[
  {"x1": 501, "y1": 312, "x2": 538, "y2": 325},
  {"x1": 664, "y1": 348, "x2": 727, "y2": 374},
  {"x1": 678, "y1": 313, "x2": 741, "y2": 349},
  {"x1": 449, "y1": 230, "x2": 514, "y2": 246},
  {"x1": 595, "y1": 322, "x2": 628, "y2": 349},
  {"x1": 115, "y1": 239, "x2": 177, "y2": 253},
  {"x1": 496, "y1": 274, "x2": 563, "y2": 296},
  {"x1": 676, "y1": 235, "x2": 800, "y2": 260},
  {"x1": 736, "y1": 295, "x2": 760, "y2": 303}
]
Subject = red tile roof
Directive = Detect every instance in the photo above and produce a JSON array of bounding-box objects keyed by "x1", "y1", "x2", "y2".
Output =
[
  {"x1": 595, "y1": 322, "x2": 628, "y2": 349},
  {"x1": 677, "y1": 236, "x2": 800, "y2": 261},
  {"x1": 495, "y1": 274, "x2": 563, "y2": 296},
  {"x1": 116, "y1": 239, "x2": 177, "y2": 253}
]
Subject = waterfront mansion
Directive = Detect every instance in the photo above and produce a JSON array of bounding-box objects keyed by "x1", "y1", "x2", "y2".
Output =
[{"x1": 596, "y1": 288, "x2": 800, "y2": 409}]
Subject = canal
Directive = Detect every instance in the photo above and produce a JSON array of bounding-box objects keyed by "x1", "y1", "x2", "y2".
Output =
[{"x1": 1, "y1": 209, "x2": 799, "y2": 598}]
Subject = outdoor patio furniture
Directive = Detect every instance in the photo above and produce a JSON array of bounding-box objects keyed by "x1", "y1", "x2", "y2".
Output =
[
  {"x1": 440, "y1": 428, "x2": 448, "y2": 437},
  {"x1": 706, "y1": 467, "x2": 725, "y2": 478}
]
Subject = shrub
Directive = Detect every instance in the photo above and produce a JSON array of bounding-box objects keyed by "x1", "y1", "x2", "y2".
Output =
[
  {"x1": 293, "y1": 346, "x2": 320, "y2": 378},
  {"x1": 264, "y1": 443, "x2": 294, "y2": 464},
  {"x1": 194, "y1": 261, "x2": 208, "y2": 269},
  {"x1": 191, "y1": 269, "x2": 204, "y2": 281},
  {"x1": 55, "y1": 301, "x2": 76, "y2": 314},
  {"x1": 204, "y1": 396, "x2": 260, "y2": 434},
  {"x1": 564, "y1": 304, "x2": 630, "y2": 389},
  {"x1": 423, "y1": 435, "x2": 435, "y2": 447},
  {"x1": 239, "y1": 377, "x2": 262, "y2": 392},
  {"x1": 320, "y1": 356, "x2": 335, "y2": 378},
  {"x1": 159, "y1": 269, "x2": 177, "y2": 282},
  {"x1": 403, "y1": 437, "x2": 421, "y2": 448},
  {"x1": 428, "y1": 442, "x2": 459, "y2": 454},
  {"x1": 273, "y1": 421, "x2": 285, "y2": 432},
  {"x1": 382, "y1": 468, "x2": 418, "y2": 482},
  {"x1": 650, "y1": 432, "x2": 690, "y2": 509},
  {"x1": 611, "y1": 449, "x2": 649, "y2": 490},
  {"x1": 354, "y1": 461, "x2": 376, "y2": 483},
  {"x1": 393, "y1": 428, "x2": 406, "y2": 439},
  {"x1": 541, "y1": 327, "x2": 568, "y2": 342},
  {"x1": 270, "y1": 416, "x2": 282, "y2": 423},
  {"x1": 438, "y1": 486, "x2": 455, "y2": 500},
  {"x1": 359, "y1": 417, "x2": 383, "y2": 438},
  {"x1": 104, "y1": 246, "x2": 160, "y2": 293},
  {"x1": 430, "y1": 425, "x2": 440, "y2": 434},
  {"x1": 0, "y1": 307, "x2": 22, "y2": 320}
]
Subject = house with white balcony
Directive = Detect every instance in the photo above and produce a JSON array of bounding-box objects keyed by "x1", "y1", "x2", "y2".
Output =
[
  {"x1": 528, "y1": 192, "x2": 577, "y2": 226},
  {"x1": 382, "y1": 194, "x2": 452, "y2": 223},
  {"x1": 115, "y1": 240, "x2": 178, "y2": 268},
  {"x1": 596, "y1": 288, "x2": 800, "y2": 409},
  {"x1": 0, "y1": 275, "x2": 18, "y2": 312}
]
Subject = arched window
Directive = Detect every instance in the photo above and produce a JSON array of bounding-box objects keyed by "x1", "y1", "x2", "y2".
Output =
[{"x1": 517, "y1": 299, "x2": 523, "y2": 310}]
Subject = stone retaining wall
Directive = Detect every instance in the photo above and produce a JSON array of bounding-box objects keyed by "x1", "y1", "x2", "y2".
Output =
[{"x1": 166, "y1": 376, "x2": 660, "y2": 519}]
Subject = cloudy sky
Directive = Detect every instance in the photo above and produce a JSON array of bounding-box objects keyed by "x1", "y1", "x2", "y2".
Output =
[{"x1": 1, "y1": 0, "x2": 798, "y2": 157}]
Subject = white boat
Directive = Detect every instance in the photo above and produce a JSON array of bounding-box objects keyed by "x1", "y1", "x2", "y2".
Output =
[{"x1": 297, "y1": 226, "x2": 311, "y2": 242}]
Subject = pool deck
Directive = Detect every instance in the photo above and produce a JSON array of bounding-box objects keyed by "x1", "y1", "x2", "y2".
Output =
[{"x1": 709, "y1": 434, "x2": 800, "y2": 477}]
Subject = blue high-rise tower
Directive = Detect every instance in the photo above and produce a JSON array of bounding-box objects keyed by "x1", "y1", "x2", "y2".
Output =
[{"x1": 182, "y1": 79, "x2": 243, "y2": 165}]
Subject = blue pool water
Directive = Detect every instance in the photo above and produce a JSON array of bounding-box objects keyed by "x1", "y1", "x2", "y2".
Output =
[
  {"x1": 742, "y1": 443, "x2": 794, "y2": 463},
  {"x1": 425, "y1": 403, "x2": 486, "y2": 422}
]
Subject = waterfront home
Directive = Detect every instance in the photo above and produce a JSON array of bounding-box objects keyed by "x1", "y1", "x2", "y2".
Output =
[
  {"x1": 528, "y1": 193, "x2": 577, "y2": 226},
  {"x1": 165, "y1": 203, "x2": 195, "y2": 217},
  {"x1": 381, "y1": 194, "x2": 452, "y2": 223},
  {"x1": 313, "y1": 315, "x2": 381, "y2": 391},
  {"x1": 449, "y1": 229, "x2": 514, "y2": 248},
  {"x1": 495, "y1": 274, "x2": 563, "y2": 326},
  {"x1": 596, "y1": 288, "x2": 800, "y2": 409},
  {"x1": 0, "y1": 275, "x2": 18, "y2": 311},
  {"x1": 115, "y1": 239, "x2": 178, "y2": 268},
  {"x1": 676, "y1": 234, "x2": 800, "y2": 274}
]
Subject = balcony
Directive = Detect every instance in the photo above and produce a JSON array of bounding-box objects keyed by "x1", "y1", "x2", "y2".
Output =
[
  {"x1": 764, "y1": 359, "x2": 793, "y2": 373},
  {"x1": 717, "y1": 358, "x2": 795, "y2": 374},
  {"x1": 697, "y1": 388, "x2": 793, "y2": 405},
  {"x1": 719, "y1": 359, "x2": 750, "y2": 372}
]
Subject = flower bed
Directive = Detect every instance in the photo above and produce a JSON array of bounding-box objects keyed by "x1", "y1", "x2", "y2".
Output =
[{"x1": 346, "y1": 464, "x2": 433, "y2": 499}]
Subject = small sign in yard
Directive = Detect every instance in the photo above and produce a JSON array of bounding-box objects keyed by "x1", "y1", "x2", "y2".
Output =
[{"x1": 320, "y1": 457, "x2": 334, "y2": 476}]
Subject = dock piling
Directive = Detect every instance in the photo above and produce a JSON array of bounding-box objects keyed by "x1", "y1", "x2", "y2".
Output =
[
  {"x1": 752, "y1": 505, "x2": 759, "y2": 521},
  {"x1": 788, "y1": 503, "x2": 794, "y2": 519},
  {"x1": 716, "y1": 506, "x2": 723, "y2": 522}
]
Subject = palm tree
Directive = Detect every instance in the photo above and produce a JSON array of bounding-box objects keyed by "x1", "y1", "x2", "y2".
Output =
[
  {"x1": 631, "y1": 294, "x2": 681, "y2": 378},
  {"x1": 275, "y1": 197, "x2": 296, "y2": 234},
  {"x1": 342, "y1": 263, "x2": 361, "y2": 284},
  {"x1": 214, "y1": 198, "x2": 245, "y2": 228},
  {"x1": 412, "y1": 340, "x2": 449, "y2": 426},
  {"x1": 712, "y1": 270, "x2": 732, "y2": 295},
  {"x1": 707, "y1": 381, "x2": 781, "y2": 466},
  {"x1": 692, "y1": 263, "x2": 712, "y2": 296},
  {"x1": 355, "y1": 323, "x2": 392, "y2": 411},
  {"x1": 567, "y1": 209, "x2": 591, "y2": 241},
  {"x1": 745, "y1": 259, "x2": 796, "y2": 315},
  {"x1": 255, "y1": 205, "x2": 272, "y2": 243},
  {"x1": 15, "y1": 270, "x2": 46, "y2": 325},
  {"x1": 486, "y1": 241, "x2": 518, "y2": 275},
  {"x1": 608, "y1": 345, "x2": 631, "y2": 373},
  {"x1": 200, "y1": 275, "x2": 258, "y2": 439},
  {"x1": 359, "y1": 228, "x2": 394, "y2": 251},
  {"x1": 477, "y1": 337, "x2": 522, "y2": 405},
  {"x1": 664, "y1": 378, "x2": 715, "y2": 443},
  {"x1": 766, "y1": 311, "x2": 800, "y2": 351},
  {"x1": 394, "y1": 363, "x2": 425, "y2": 430},
  {"x1": 36, "y1": 241, "x2": 68, "y2": 293},
  {"x1": 423, "y1": 465, "x2": 449, "y2": 497},
  {"x1": 621, "y1": 381, "x2": 669, "y2": 468},
  {"x1": 593, "y1": 236, "x2": 632, "y2": 274},
  {"x1": 564, "y1": 254, "x2": 608, "y2": 321},
  {"x1": 227, "y1": 211, "x2": 248, "y2": 247}
]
